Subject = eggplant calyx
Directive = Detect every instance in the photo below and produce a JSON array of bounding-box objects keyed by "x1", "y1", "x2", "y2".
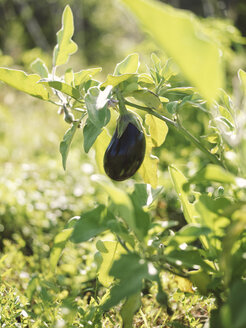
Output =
[{"x1": 116, "y1": 111, "x2": 143, "y2": 138}]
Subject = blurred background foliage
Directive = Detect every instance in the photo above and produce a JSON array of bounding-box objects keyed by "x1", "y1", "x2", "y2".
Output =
[{"x1": 0, "y1": 0, "x2": 246, "y2": 326}]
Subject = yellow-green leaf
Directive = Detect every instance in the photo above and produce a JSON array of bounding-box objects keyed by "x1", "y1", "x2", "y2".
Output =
[
  {"x1": 94, "y1": 128, "x2": 111, "y2": 174},
  {"x1": 53, "y1": 5, "x2": 78, "y2": 67},
  {"x1": 50, "y1": 228, "x2": 73, "y2": 272},
  {"x1": 96, "y1": 241, "x2": 126, "y2": 287},
  {"x1": 238, "y1": 69, "x2": 246, "y2": 94},
  {"x1": 101, "y1": 73, "x2": 135, "y2": 89},
  {"x1": 40, "y1": 80, "x2": 80, "y2": 99},
  {"x1": 138, "y1": 135, "x2": 159, "y2": 188},
  {"x1": 145, "y1": 114, "x2": 168, "y2": 147},
  {"x1": 114, "y1": 53, "x2": 139, "y2": 76},
  {"x1": 0, "y1": 67, "x2": 49, "y2": 100},
  {"x1": 74, "y1": 67, "x2": 102, "y2": 87},
  {"x1": 121, "y1": 0, "x2": 223, "y2": 102}
]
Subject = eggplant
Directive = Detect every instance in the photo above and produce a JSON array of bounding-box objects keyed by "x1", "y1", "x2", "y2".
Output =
[{"x1": 103, "y1": 122, "x2": 146, "y2": 181}]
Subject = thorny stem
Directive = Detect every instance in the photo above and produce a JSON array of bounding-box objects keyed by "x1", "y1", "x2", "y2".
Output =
[{"x1": 125, "y1": 100, "x2": 225, "y2": 168}]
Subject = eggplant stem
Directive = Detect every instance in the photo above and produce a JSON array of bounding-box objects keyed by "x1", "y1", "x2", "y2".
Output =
[{"x1": 124, "y1": 100, "x2": 224, "y2": 168}]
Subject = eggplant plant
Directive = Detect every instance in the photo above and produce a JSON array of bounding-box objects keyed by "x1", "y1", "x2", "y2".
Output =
[{"x1": 0, "y1": 1, "x2": 246, "y2": 327}]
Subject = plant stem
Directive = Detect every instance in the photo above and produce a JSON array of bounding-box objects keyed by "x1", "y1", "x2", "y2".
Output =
[
  {"x1": 115, "y1": 89, "x2": 128, "y2": 116},
  {"x1": 125, "y1": 100, "x2": 224, "y2": 168}
]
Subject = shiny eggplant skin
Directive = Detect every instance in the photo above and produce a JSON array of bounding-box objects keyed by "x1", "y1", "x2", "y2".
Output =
[{"x1": 103, "y1": 123, "x2": 146, "y2": 181}]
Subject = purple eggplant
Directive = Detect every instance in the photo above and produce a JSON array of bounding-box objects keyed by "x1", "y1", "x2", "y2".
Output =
[{"x1": 104, "y1": 122, "x2": 146, "y2": 181}]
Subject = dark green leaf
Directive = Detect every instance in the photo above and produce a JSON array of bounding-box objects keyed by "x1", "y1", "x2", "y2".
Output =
[
  {"x1": 60, "y1": 121, "x2": 79, "y2": 170},
  {"x1": 83, "y1": 118, "x2": 102, "y2": 153},
  {"x1": 101, "y1": 253, "x2": 151, "y2": 310},
  {"x1": 120, "y1": 293, "x2": 141, "y2": 328},
  {"x1": 70, "y1": 205, "x2": 114, "y2": 243}
]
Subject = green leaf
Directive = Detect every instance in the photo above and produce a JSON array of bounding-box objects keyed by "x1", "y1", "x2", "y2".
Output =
[
  {"x1": 169, "y1": 166, "x2": 200, "y2": 226},
  {"x1": 101, "y1": 253, "x2": 150, "y2": 310},
  {"x1": 227, "y1": 281, "x2": 246, "y2": 328},
  {"x1": 70, "y1": 205, "x2": 114, "y2": 243},
  {"x1": 129, "y1": 183, "x2": 162, "y2": 240},
  {"x1": 165, "y1": 249, "x2": 213, "y2": 272},
  {"x1": 101, "y1": 73, "x2": 135, "y2": 89},
  {"x1": 169, "y1": 224, "x2": 211, "y2": 245},
  {"x1": 145, "y1": 114, "x2": 168, "y2": 147},
  {"x1": 96, "y1": 241, "x2": 127, "y2": 287},
  {"x1": 92, "y1": 175, "x2": 135, "y2": 232},
  {"x1": 94, "y1": 128, "x2": 111, "y2": 173},
  {"x1": 60, "y1": 121, "x2": 79, "y2": 170},
  {"x1": 74, "y1": 67, "x2": 102, "y2": 87},
  {"x1": 53, "y1": 5, "x2": 78, "y2": 67},
  {"x1": 130, "y1": 183, "x2": 162, "y2": 208},
  {"x1": 114, "y1": 53, "x2": 139, "y2": 75},
  {"x1": 169, "y1": 165, "x2": 209, "y2": 249},
  {"x1": 85, "y1": 86, "x2": 112, "y2": 127},
  {"x1": 31, "y1": 58, "x2": 49, "y2": 78},
  {"x1": 127, "y1": 89, "x2": 163, "y2": 110},
  {"x1": 195, "y1": 195, "x2": 232, "y2": 248},
  {"x1": 164, "y1": 87, "x2": 195, "y2": 95},
  {"x1": 40, "y1": 80, "x2": 80, "y2": 99},
  {"x1": 50, "y1": 228, "x2": 73, "y2": 272},
  {"x1": 122, "y1": 0, "x2": 223, "y2": 101},
  {"x1": 0, "y1": 67, "x2": 49, "y2": 100},
  {"x1": 187, "y1": 164, "x2": 236, "y2": 185},
  {"x1": 238, "y1": 68, "x2": 246, "y2": 94},
  {"x1": 64, "y1": 68, "x2": 74, "y2": 86},
  {"x1": 83, "y1": 118, "x2": 103, "y2": 153},
  {"x1": 120, "y1": 293, "x2": 141, "y2": 328},
  {"x1": 138, "y1": 135, "x2": 159, "y2": 188}
]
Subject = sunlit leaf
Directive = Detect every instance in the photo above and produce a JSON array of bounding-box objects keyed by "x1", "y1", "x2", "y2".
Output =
[
  {"x1": 128, "y1": 89, "x2": 163, "y2": 110},
  {"x1": 50, "y1": 228, "x2": 73, "y2": 272},
  {"x1": 238, "y1": 68, "x2": 246, "y2": 94},
  {"x1": 31, "y1": 58, "x2": 49, "y2": 78},
  {"x1": 94, "y1": 128, "x2": 111, "y2": 174},
  {"x1": 138, "y1": 135, "x2": 159, "y2": 188},
  {"x1": 101, "y1": 73, "x2": 135, "y2": 89},
  {"x1": 74, "y1": 67, "x2": 102, "y2": 87},
  {"x1": 60, "y1": 121, "x2": 79, "y2": 170},
  {"x1": 145, "y1": 114, "x2": 168, "y2": 147},
  {"x1": 121, "y1": 0, "x2": 223, "y2": 101},
  {"x1": 188, "y1": 164, "x2": 236, "y2": 185},
  {"x1": 96, "y1": 241, "x2": 126, "y2": 287},
  {"x1": 174, "y1": 276, "x2": 193, "y2": 293},
  {"x1": 40, "y1": 80, "x2": 80, "y2": 99},
  {"x1": 0, "y1": 67, "x2": 49, "y2": 100},
  {"x1": 114, "y1": 53, "x2": 139, "y2": 76},
  {"x1": 64, "y1": 68, "x2": 74, "y2": 86},
  {"x1": 53, "y1": 5, "x2": 78, "y2": 67}
]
